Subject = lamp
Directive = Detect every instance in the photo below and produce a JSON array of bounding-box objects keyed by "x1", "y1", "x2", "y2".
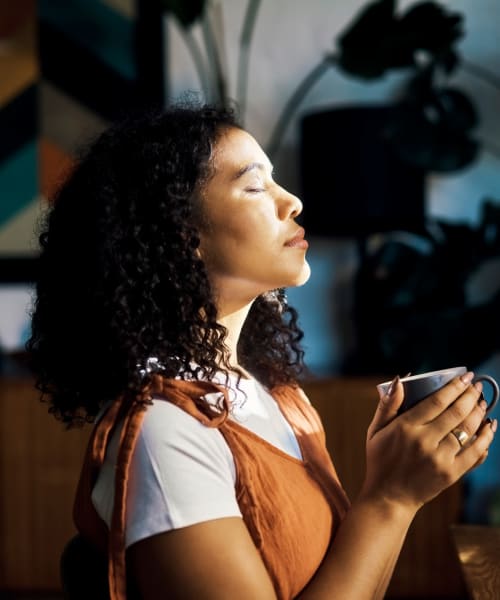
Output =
[{"x1": 299, "y1": 104, "x2": 427, "y2": 239}]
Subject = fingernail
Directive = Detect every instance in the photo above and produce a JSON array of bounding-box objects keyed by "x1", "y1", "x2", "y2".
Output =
[
  {"x1": 387, "y1": 375, "x2": 400, "y2": 398},
  {"x1": 479, "y1": 398, "x2": 488, "y2": 412},
  {"x1": 460, "y1": 371, "x2": 474, "y2": 385},
  {"x1": 491, "y1": 418, "x2": 498, "y2": 433},
  {"x1": 474, "y1": 381, "x2": 483, "y2": 394}
]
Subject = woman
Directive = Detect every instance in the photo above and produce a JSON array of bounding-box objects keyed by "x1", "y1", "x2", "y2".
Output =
[{"x1": 27, "y1": 101, "x2": 496, "y2": 599}]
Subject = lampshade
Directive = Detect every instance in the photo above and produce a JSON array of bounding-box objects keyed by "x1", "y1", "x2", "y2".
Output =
[{"x1": 299, "y1": 105, "x2": 426, "y2": 237}]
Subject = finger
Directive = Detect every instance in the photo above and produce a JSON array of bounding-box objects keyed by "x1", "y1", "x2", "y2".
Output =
[
  {"x1": 454, "y1": 417, "x2": 497, "y2": 474},
  {"x1": 432, "y1": 381, "x2": 484, "y2": 445},
  {"x1": 368, "y1": 376, "x2": 403, "y2": 438},
  {"x1": 439, "y1": 389, "x2": 488, "y2": 452},
  {"x1": 469, "y1": 450, "x2": 488, "y2": 471},
  {"x1": 407, "y1": 372, "x2": 475, "y2": 424}
]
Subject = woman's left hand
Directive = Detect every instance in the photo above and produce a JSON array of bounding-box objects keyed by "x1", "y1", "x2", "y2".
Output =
[{"x1": 361, "y1": 373, "x2": 495, "y2": 512}]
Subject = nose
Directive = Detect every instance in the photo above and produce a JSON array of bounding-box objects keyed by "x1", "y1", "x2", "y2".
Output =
[{"x1": 277, "y1": 186, "x2": 303, "y2": 221}]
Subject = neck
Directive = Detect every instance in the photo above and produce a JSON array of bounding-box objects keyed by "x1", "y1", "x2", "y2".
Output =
[{"x1": 218, "y1": 302, "x2": 253, "y2": 374}]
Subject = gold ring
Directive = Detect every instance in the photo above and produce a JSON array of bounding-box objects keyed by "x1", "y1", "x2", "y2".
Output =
[{"x1": 451, "y1": 428, "x2": 469, "y2": 447}]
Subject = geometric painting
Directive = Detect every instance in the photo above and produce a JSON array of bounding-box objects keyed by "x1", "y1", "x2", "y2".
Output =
[{"x1": 0, "y1": 0, "x2": 165, "y2": 282}]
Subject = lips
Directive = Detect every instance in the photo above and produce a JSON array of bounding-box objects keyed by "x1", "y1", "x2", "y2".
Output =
[{"x1": 285, "y1": 227, "x2": 309, "y2": 249}]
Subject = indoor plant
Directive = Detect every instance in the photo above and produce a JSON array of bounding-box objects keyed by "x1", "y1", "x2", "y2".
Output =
[
  {"x1": 268, "y1": 0, "x2": 479, "y2": 169},
  {"x1": 160, "y1": 0, "x2": 499, "y2": 167}
]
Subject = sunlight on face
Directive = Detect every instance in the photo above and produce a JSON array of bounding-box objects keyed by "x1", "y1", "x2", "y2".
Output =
[{"x1": 197, "y1": 127, "x2": 311, "y2": 311}]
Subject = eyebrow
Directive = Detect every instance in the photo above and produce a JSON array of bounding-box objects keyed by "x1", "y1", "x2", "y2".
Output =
[{"x1": 232, "y1": 162, "x2": 273, "y2": 180}]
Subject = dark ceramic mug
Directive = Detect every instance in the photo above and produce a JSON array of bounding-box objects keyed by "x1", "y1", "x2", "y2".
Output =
[{"x1": 377, "y1": 366, "x2": 499, "y2": 415}]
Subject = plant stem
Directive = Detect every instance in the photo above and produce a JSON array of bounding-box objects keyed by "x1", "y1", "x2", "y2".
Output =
[
  {"x1": 181, "y1": 28, "x2": 211, "y2": 100},
  {"x1": 265, "y1": 55, "x2": 335, "y2": 161},
  {"x1": 237, "y1": 0, "x2": 262, "y2": 124},
  {"x1": 201, "y1": 4, "x2": 227, "y2": 104}
]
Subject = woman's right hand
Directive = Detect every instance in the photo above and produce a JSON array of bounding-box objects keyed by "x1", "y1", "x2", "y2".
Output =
[{"x1": 360, "y1": 372, "x2": 497, "y2": 515}]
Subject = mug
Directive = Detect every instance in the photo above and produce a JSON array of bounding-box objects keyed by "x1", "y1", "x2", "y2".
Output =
[{"x1": 377, "y1": 366, "x2": 500, "y2": 415}]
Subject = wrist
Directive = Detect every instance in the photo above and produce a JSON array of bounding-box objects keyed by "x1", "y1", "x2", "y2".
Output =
[{"x1": 355, "y1": 487, "x2": 419, "y2": 525}]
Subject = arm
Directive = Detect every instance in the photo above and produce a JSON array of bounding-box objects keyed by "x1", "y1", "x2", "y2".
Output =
[
  {"x1": 296, "y1": 492, "x2": 413, "y2": 600},
  {"x1": 128, "y1": 374, "x2": 495, "y2": 599},
  {"x1": 128, "y1": 517, "x2": 277, "y2": 600}
]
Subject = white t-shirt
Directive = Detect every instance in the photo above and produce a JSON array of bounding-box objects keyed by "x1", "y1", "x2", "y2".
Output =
[{"x1": 91, "y1": 375, "x2": 303, "y2": 548}]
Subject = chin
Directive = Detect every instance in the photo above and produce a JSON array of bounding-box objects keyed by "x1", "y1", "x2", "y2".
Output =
[{"x1": 288, "y1": 262, "x2": 311, "y2": 288}]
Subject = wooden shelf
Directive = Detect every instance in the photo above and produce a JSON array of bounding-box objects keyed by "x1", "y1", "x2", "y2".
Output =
[
  {"x1": 451, "y1": 524, "x2": 500, "y2": 599},
  {"x1": 0, "y1": 376, "x2": 89, "y2": 591}
]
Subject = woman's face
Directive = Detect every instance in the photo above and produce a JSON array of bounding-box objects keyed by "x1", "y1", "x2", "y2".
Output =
[{"x1": 198, "y1": 126, "x2": 311, "y2": 312}]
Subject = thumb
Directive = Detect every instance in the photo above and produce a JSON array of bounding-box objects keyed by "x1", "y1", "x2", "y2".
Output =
[{"x1": 367, "y1": 375, "x2": 404, "y2": 439}]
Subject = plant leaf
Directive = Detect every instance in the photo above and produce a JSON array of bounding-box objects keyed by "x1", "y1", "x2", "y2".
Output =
[
  {"x1": 434, "y1": 87, "x2": 479, "y2": 131},
  {"x1": 335, "y1": 0, "x2": 465, "y2": 80},
  {"x1": 336, "y1": 0, "x2": 399, "y2": 79},
  {"x1": 385, "y1": 102, "x2": 479, "y2": 171},
  {"x1": 398, "y1": 2, "x2": 464, "y2": 55}
]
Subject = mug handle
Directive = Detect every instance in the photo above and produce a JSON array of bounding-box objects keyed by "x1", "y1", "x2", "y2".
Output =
[{"x1": 474, "y1": 374, "x2": 499, "y2": 413}]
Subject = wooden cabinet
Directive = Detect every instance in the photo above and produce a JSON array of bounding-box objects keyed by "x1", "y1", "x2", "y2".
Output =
[
  {"x1": 0, "y1": 376, "x2": 90, "y2": 591},
  {"x1": 0, "y1": 374, "x2": 467, "y2": 597}
]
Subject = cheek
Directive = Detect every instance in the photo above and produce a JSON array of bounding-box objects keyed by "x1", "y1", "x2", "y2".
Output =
[
  {"x1": 197, "y1": 200, "x2": 276, "y2": 267},
  {"x1": 197, "y1": 229, "x2": 232, "y2": 269},
  {"x1": 202, "y1": 214, "x2": 250, "y2": 248},
  {"x1": 198, "y1": 225, "x2": 255, "y2": 276}
]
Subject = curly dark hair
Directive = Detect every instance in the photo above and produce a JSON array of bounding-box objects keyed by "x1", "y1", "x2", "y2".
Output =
[{"x1": 26, "y1": 100, "x2": 306, "y2": 427}]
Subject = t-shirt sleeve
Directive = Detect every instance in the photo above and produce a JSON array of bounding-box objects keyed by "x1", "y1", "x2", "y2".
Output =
[{"x1": 125, "y1": 398, "x2": 242, "y2": 548}]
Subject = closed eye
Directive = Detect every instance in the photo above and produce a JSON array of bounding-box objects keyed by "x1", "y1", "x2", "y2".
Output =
[{"x1": 245, "y1": 187, "x2": 265, "y2": 193}]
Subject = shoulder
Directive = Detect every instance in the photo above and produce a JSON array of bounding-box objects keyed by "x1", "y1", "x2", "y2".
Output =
[
  {"x1": 93, "y1": 394, "x2": 242, "y2": 549},
  {"x1": 270, "y1": 383, "x2": 312, "y2": 406},
  {"x1": 295, "y1": 385, "x2": 312, "y2": 405},
  {"x1": 127, "y1": 397, "x2": 241, "y2": 546},
  {"x1": 137, "y1": 397, "x2": 235, "y2": 469}
]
